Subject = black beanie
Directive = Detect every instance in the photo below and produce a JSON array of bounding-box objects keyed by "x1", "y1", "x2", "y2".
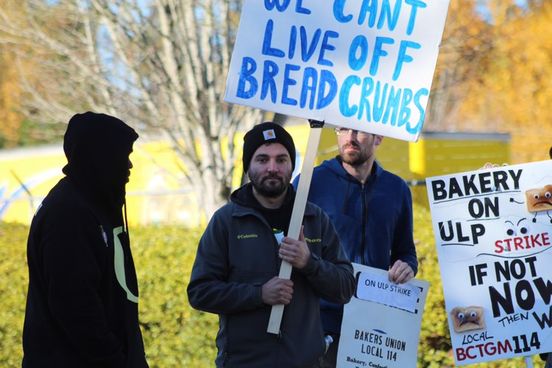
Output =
[{"x1": 242, "y1": 122, "x2": 296, "y2": 172}]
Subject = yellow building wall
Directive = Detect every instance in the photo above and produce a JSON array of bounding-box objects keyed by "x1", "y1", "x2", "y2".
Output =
[
  {"x1": 310, "y1": 128, "x2": 510, "y2": 206},
  {"x1": 315, "y1": 129, "x2": 510, "y2": 180},
  {"x1": 0, "y1": 143, "x2": 200, "y2": 226},
  {"x1": 0, "y1": 126, "x2": 311, "y2": 226},
  {"x1": 408, "y1": 134, "x2": 510, "y2": 205},
  {"x1": 411, "y1": 137, "x2": 510, "y2": 178},
  {"x1": 0, "y1": 128, "x2": 510, "y2": 225},
  {"x1": 0, "y1": 148, "x2": 65, "y2": 224}
]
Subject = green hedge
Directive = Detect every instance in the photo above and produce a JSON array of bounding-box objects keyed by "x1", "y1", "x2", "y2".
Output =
[
  {"x1": 0, "y1": 207, "x2": 543, "y2": 367},
  {"x1": 414, "y1": 206, "x2": 538, "y2": 368},
  {"x1": 0, "y1": 223, "x2": 29, "y2": 368}
]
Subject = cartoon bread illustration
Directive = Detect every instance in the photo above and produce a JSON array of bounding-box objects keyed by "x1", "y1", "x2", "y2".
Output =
[
  {"x1": 526, "y1": 185, "x2": 552, "y2": 212},
  {"x1": 450, "y1": 306, "x2": 485, "y2": 333}
]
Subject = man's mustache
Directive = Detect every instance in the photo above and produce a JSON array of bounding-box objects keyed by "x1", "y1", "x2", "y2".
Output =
[
  {"x1": 343, "y1": 142, "x2": 360, "y2": 150},
  {"x1": 262, "y1": 174, "x2": 284, "y2": 182}
]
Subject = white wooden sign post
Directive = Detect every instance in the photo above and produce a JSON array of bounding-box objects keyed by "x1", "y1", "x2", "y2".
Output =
[{"x1": 267, "y1": 119, "x2": 323, "y2": 334}]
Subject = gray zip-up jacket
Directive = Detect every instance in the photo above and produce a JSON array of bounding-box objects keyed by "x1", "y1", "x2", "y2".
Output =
[{"x1": 187, "y1": 185, "x2": 355, "y2": 368}]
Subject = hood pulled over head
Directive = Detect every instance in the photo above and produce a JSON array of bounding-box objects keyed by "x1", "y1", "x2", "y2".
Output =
[{"x1": 62, "y1": 111, "x2": 138, "y2": 209}]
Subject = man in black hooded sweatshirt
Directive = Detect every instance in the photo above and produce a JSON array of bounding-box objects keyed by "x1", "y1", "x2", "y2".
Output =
[{"x1": 22, "y1": 112, "x2": 149, "y2": 368}]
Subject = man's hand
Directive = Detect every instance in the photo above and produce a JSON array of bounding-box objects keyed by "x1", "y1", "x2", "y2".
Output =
[
  {"x1": 388, "y1": 260, "x2": 415, "y2": 284},
  {"x1": 262, "y1": 277, "x2": 294, "y2": 305},
  {"x1": 279, "y1": 227, "x2": 310, "y2": 269}
]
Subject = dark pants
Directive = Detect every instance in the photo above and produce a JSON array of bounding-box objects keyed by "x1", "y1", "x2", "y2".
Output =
[{"x1": 316, "y1": 334, "x2": 340, "y2": 368}]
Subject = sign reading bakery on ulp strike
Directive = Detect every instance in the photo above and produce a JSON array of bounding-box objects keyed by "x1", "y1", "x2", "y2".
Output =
[
  {"x1": 224, "y1": 0, "x2": 450, "y2": 142},
  {"x1": 426, "y1": 160, "x2": 552, "y2": 365}
]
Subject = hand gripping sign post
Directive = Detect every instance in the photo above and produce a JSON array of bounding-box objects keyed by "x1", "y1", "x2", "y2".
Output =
[
  {"x1": 337, "y1": 264, "x2": 429, "y2": 368},
  {"x1": 267, "y1": 118, "x2": 324, "y2": 334},
  {"x1": 224, "y1": 0, "x2": 450, "y2": 334},
  {"x1": 426, "y1": 161, "x2": 552, "y2": 367}
]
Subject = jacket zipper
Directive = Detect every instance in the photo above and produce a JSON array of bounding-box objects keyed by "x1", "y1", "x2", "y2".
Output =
[{"x1": 247, "y1": 211, "x2": 282, "y2": 274}]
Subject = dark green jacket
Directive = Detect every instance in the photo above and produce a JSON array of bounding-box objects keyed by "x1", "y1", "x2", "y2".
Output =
[{"x1": 187, "y1": 185, "x2": 355, "y2": 368}]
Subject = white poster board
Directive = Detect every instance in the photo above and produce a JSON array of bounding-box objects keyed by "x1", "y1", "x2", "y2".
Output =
[
  {"x1": 337, "y1": 263, "x2": 429, "y2": 368},
  {"x1": 224, "y1": 0, "x2": 450, "y2": 142},
  {"x1": 426, "y1": 161, "x2": 552, "y2": 365}
]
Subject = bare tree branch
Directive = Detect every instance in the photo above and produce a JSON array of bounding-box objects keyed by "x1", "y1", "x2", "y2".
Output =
[{"x1": 0, "y1": 0, "x2": 262, "y2": 217}]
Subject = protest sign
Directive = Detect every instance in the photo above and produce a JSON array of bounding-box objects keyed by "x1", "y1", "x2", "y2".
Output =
[
  {"x1": 224, "y1": 0, "x2": 450, "y2": 141},
  {"x1": 337, "y1": 263, "x2": 429, "y2": 368},
  {"x1": 426, "y1": 161, "x2": 552, "y2": 365}
]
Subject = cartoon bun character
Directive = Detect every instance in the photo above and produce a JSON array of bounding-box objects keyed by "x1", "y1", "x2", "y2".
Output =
[
  {"x1": 525, "y1": 185, "x2": 552, "y2": 212},
  {"x1": 450, "y1": 306, "x2": 485, "y2": 333}
]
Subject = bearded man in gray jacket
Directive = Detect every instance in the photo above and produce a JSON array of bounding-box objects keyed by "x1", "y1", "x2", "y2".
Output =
[{"x1": 187, "y1": 122, "x2": 355, "y2": 368}]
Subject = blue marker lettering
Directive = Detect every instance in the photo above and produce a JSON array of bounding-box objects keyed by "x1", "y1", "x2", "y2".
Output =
[
  {"x1": 393, "y1": 40, "x2": 420, "y2": 80},
  {"x1": 261, "y1": 60, "x2": 279, "y2": 103},
  {"x1": 296, "y1": 0, "x2": 311, "y2": 14},
  {"x1": 405, "y1": 0, "x2": 427, "y2": 35},
  {"x1": 300, "y1": 67, "x2": 318, "y2": 109},
  {"x1": 358, "y1": 0, "x2": 377, "y2": 27},
  {"x1": 407, "y1": 88, "x2": 428, "y2": 134},
  {"x1": 236, "y1": 57, "x2": 258, "y2": 99},
  {"x1": 333, "y1": 0, "x2": 353, "y2": 23},
  {"x1": 372, "y1": 81, "x2": 388, "y2": 122},
  {"x1": 317, "y1": 70, "x2": 337, "y2": 109},
  {"x1": 288, "y1": 26, "x2": 298, "y2": 59},
  {"x1": 357, "y1": 77, "x2": 374, "y2": 121},
  {"x1": 339, "y1": 75, "x2": 361, "y2": 117},
  {"x1": 397, "y1": 88, "x2": 413, "y2": 127},
  {"x1": 300, "y1": 26, "x2": 322, "y2": 62},
  {"x1": 262, "y1": 20, "x2": 285, "y2": 58},
  {"x1": 264, "y1": 0, "x2": 291, "y2": 12},
  {"x1": 383, "y1": 86, "x2": 401, "y2": 125},
  {"x1": 348, "y1": 35, "x2": 368, "y2": 71},
  {"x1": 370, "y1": 37, "x2": 394, "y2": 76},
  {"x1": 318, "y1": 31, "x2": 339, "y2": 67},
  {"x1": 378, "y1": 0, "x2": 402, "y2": 31},
  {"x1": 282, "y1": 64, "x2": 300, "y2": 106}
]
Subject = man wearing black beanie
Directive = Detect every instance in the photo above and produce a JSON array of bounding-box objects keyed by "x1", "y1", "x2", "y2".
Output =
[
  {"x1": 188, "y1": 122, "x2": 355, "y2": 368},
  {"x1": 242, "y1": 122, "x2": 297, "y2": 172}
]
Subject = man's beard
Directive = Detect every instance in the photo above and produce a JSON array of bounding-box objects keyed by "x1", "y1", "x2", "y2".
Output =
[
  {"x1": 250, "y1": 173, "x2": 290, "y2": 198},
  {"x1": 340, "y1": 142, "x2": 368, "y2": 166}
]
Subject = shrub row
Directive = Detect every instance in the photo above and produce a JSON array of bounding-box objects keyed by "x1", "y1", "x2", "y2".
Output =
[{"x1": 0, "y1": 206, "x2": 540, "y2": 367}]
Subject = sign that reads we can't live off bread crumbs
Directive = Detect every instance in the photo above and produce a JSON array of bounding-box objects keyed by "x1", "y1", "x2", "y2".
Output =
[{"x1": 225, "y1": 0, "x2": 451, "y2": 142}]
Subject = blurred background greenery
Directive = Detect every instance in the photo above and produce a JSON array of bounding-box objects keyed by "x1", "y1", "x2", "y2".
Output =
[
  {"x1": 1, "y1": 1, "x2": 551, "y2": 367},
  {"x1": 0, "y1": 207, "x2": 547, "y2": 367}
]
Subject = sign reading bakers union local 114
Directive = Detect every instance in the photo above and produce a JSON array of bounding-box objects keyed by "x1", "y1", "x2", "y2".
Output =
[{"x1": 224, "y1": 0, "x2": 451, "y2": 142}]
